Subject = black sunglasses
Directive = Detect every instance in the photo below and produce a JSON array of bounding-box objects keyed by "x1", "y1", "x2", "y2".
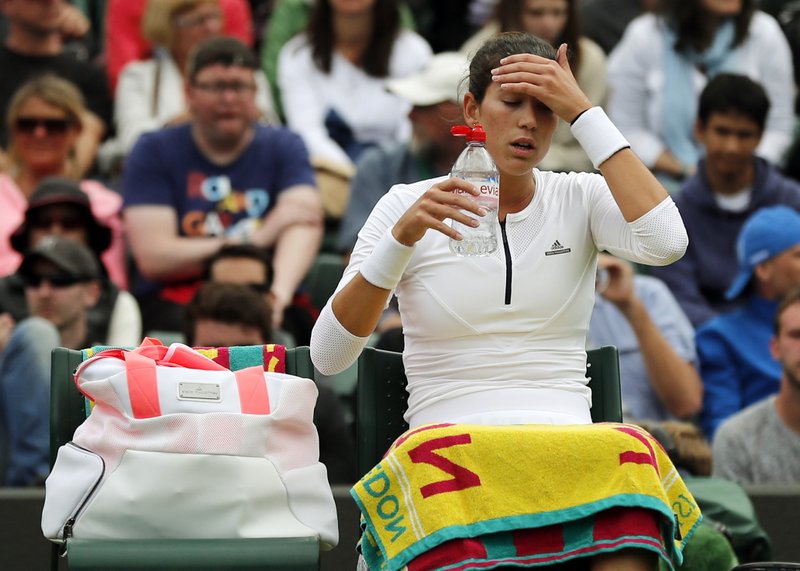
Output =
[
  {"x1": 29, "y1": 212, "x2": 87, "y2": 231},
  {"x1": 23, "y1": 274, "x2": 85, "y2": 288},
  {"x1": 13, "y1": 117, "x2": 74, "y2": 135}
]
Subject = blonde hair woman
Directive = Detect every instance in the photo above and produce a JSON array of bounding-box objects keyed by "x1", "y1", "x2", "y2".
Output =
[
  {"x1": 114, "y1": 0, "x2": 277, "y2": 153},
  {"x1": 0, "y1": 75, "x2": 127, "y2": 289}
]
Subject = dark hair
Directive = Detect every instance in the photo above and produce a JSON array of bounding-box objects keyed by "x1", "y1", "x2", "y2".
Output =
[
  {"x1": 659, "y1": 0, "x2": 755, "y2": 53},
  {"x1": 184, "y1": 282, "x2": 273, "y2": 346},
  {"x1": 469, "y1": 32, "x2": 557, "y2": 103},
  {"x1": 774, "y1": 287, "x2": 800, "y2": 335},
  {"x1": 204, "y1": 244, "x2": 273, "y2": 286},
  {"x1": 494, "y1": 0, "x2": 582, "y2": 73},
  {"x1": 697, "y1": 73, "x2": 769, "y2": 130},
  {"x1": 306, "y1": 0, "x2": 400, "y2": 77},
  {"x1": 186, "y1": 36, "x2": 258, "y2": 82}
]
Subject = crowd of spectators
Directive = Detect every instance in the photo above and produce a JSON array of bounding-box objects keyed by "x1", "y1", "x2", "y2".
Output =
[{"x1": 0, "y1": 0, "x2": 798, "y2": 503}]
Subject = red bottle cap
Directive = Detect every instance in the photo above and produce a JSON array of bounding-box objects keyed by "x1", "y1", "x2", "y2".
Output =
[{"x1": 451, "y1": 124, "x2": 487, "y2": 142}]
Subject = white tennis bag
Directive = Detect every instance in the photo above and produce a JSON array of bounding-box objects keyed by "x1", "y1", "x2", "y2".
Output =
[{"x1": 41, "y1": 341, "x2": 338, "y2": 549}]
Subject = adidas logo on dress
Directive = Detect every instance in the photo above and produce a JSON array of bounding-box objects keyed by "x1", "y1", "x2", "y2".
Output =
[{"x1": 545, "y1": 239, "x2": 571, "y2": 256}]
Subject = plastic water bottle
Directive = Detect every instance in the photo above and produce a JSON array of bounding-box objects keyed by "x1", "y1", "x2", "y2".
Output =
[{"x1": 449, "y1": 124, "x2": 500, "y2": 257}]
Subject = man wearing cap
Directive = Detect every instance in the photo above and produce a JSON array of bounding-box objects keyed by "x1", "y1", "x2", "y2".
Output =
[
  {"x1": 121, "y1": 36, "x2": 322, "y2": 335},
  {"x1": 696, "y1": 205, "x2": 800, "y2": 439},
  {"x1": 712, "y1": 287, "x2": 800, "y2": 485},
  {"x1": 0, "y1": 236, "x2": 101, "y2": 485},
  {"x1": 0, "y1": 177, "x2": 141, "y2": 347},
  {"x1": 337, "y1": 51, "x2": 468, "y2": 254}
]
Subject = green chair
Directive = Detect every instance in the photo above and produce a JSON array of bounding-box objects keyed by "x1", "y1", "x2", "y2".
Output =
[
  {"x1": 49, "y1": 345, "x2": 320, "y2": 571},
  {"x1": 304, "y1": 253, "x2": 345, "y2": 313},
  {"x1": 356, "y1": 345, "x2": 622, "y2": 477}
]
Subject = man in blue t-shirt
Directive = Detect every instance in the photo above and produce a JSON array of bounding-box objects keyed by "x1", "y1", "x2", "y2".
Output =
[
  {"x1": 697, "y1": 205, "x2": 800, "y2": 439},
  {"x1": 121, "y1": 37, "x2": 322, "y2": 334}
]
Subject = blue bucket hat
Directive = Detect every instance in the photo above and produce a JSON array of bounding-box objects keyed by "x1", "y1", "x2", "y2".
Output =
[{"x1": 726, "y1": 205, "x2": 800, "y2": 300}]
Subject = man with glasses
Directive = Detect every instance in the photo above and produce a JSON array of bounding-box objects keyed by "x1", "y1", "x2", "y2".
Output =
[
  {"x1": 122, "y1": 37, "x2": 322, "y2": 337},
  {"x1": 0, "y1": 0, "x2": 111, "y2": 148},
  {"x1": 0, "y1": 236, "x2": 101, "y2": 486}
]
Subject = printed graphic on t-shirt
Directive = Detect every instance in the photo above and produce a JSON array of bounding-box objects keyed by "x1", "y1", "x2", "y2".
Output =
[{"x1": 181, "y1": 172, "x2": 270, "y2": 239}]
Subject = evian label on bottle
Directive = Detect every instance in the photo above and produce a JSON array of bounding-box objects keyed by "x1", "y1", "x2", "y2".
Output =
[
  {"x1": 452, "y1": 180, "x2": 499, "y2": 199},
  {"x1": 477, "y1": 182, "x2": 499, "y2": 198}
]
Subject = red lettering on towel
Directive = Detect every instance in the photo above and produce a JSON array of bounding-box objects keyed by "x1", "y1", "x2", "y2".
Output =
[
  {"x1": 614, "y1": 426, "x2": 660, "y2": 475},
  {"x1": 407, "y1": 434, "x2": 481, "y2": 498}
]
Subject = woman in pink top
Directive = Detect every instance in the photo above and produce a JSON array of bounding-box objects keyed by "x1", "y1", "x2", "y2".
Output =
[{"x1": 0, "y1": 75, "x2": 127, "y2": 289}]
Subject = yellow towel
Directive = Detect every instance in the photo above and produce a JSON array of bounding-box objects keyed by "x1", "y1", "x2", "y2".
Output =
[{"x1": 352, "y1": 422, "x2": 702, "y2": 570}]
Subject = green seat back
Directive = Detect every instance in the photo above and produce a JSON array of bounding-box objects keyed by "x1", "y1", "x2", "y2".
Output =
[
  {"x1": 356, "y1": 345, "x2": 622, "y2": 478},
  {"x1": 48, "y1": 345, "x2": 320, "y2": 571},
  {"x1": 304, "y1": 253, "x2": 345, "y2": 313}
]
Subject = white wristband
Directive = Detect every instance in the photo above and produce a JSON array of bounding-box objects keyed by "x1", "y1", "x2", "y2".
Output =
[
  {"x1": 570, "y1": 106, "x2": 630, "y2": 169},
  {"x1": 358, "y1": 230, "x2": 415, "y2": 290}
]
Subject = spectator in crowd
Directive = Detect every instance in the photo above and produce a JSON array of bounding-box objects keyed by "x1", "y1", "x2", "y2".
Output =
[
  {"x1": 652, "y1": 74, "x2": 800, "y2": 328},
  {"x1": 578, "y1": 0, "x2": 654, "y2": 54},
  {"x1": 406, "y1": 0, "x2": 479, "y2": 53},
  {"x1": 104, "y1": 0, "x2": 253, "y2": 92},
  {"x1": 114, "y1": 0, "x2": 278, "y2": 155},
  {"x1": 277, "y1": 0, "x2": 432, "y2": 172},
  {"x1": 697, "y1": 205, "x2": 800, "y2": 439},
  {"x1": 0, "y1": 236, "x2": 102, "y2": 486},
  {"x1": 589, "y1": 253, "x2": 702, "y2": 422},
  {"x1": 0, "y1": 178, "x2": 141, "y2": 347},
  {"x1": 260, "y1": 0, "x2": 417, "y2": 120},
  {"x1": 183, "y1": 281, "x2": 356, "y2": 483},
  {"x1": 0, "y1": 0, "x2": 112, "y2": 149},
  {"x1": 336, "y1": 51, "x2": 467, "y2": 255},
  {"x1": 0, "y1": 1, "x2": 95, "y2": 61},
  {"x1": 0, "y1": 75, "x2": 126, "y2": 288},
  {"x1": 607, "y1": 0, "x2": 794, "y2": 190},
  {"x1": 122, "y1": 37, "x2": 322, "y2": 335},
  {"x1": 461, "y1": 0, "x2": 607, "y2": 173},
  {"x1": 204, "y1": 244, "x2": 316, "y2": 346},
  {"x1": 712, "y1": 287, "x2": 800, "y2": 485}
]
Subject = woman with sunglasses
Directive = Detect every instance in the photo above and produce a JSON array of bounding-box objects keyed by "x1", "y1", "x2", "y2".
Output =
[{"x1": 0, "y1": 75, "x2": 127, "y2": 289}]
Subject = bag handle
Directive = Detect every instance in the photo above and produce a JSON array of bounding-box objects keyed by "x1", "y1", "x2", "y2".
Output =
[
  {"x1": 123, "y1": 351, "x2": 162, "y2": 419},
  {"x1": 124, "y1": 342, "x2": 272, "y2": 418},
  {"x1": 234, "y1": 366, "x2": 271, "y2": 415}
]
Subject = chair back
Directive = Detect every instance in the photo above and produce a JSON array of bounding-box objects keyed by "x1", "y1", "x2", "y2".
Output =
[{"x1": 356, "y1": 345, "x2": 621, "y2": 478}]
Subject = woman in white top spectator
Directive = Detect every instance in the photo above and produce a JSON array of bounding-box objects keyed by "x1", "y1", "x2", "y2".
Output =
[
  {"x1": 607, "y1": 0, "x2": 795, "y2": 189},
  {"x1": 114, "y1": 0, "x2": 277, "y2": 154},
  {"x1": 277, "y1": 0, "x2": 432, "y2": 172},
  {"x1": 461, "y1": 0, "x2": 608, "y2": 173}
]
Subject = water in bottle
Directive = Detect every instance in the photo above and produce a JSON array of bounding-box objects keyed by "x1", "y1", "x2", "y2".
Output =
[{"x1": 449, "y1": 124, "x2": 499, "y2": 257}]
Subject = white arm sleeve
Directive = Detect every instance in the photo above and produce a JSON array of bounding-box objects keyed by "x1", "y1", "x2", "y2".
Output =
[
  {"x1": 310, "y1": 301, "x2": 371, "y2": 376},
  {"x1": 589, "y1": 179, "x2": 688, "y2": 266},
  {"x1": 310, "y1": 181, "x2": 426, "y2": 374}
]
